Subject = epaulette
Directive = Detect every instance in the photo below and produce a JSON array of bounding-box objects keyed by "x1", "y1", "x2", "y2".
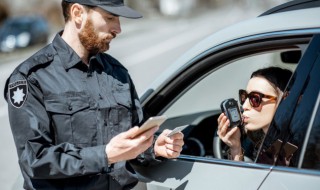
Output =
[
  {"x1": 4, "y1": 44, "x2": 55, "y2": 101},
  {"x1": 13, "y1": 44, "x2": 55, "y2": 76}
]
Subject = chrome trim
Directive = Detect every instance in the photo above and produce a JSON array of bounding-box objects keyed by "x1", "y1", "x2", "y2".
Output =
[
  {"x1": 271, "y1": 165, "x2": 320, "y2": 176},
  {"x1": 178, "y1": 155, "x2": 272, "y2": 170}
]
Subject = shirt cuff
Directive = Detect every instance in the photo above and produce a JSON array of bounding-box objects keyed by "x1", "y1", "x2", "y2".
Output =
[{"x1": 80, "y1": 145, "x2": 112, "y2": 174}]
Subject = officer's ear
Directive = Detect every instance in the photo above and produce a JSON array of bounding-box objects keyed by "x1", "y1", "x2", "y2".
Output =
[{"x1": 70, "y1": 3, "x2": 87, "y2": 26}]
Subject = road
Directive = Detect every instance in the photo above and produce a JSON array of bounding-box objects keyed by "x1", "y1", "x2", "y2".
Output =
[{"x1": 0, "y1": 5, "x2": 264, "y2": 190}]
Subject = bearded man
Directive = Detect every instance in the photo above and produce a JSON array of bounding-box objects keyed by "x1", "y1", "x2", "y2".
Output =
[{"x1": 4, "y1": 1, "x2": 184, "y2": 189}]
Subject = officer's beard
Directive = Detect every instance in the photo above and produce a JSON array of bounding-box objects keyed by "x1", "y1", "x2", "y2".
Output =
[{"x1": 78, "y1": 18, "x2": 113, "y2": 55}]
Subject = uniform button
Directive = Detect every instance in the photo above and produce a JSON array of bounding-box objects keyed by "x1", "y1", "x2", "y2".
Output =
[{"x1": 68, "y1": 105, "x2": 73, "y2": 111}]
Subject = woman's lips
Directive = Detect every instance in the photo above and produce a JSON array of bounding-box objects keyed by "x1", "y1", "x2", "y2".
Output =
[{"x1": 243, "y1": 115, "x2": 249, "y2": 123}]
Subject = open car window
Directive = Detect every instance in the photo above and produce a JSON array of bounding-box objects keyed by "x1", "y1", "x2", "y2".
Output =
[
  {"x1": 142, "y1": 29, "x2": 319, "y2": 162},
  {"x1": 159, "y1": 48, "x2": 302, "y2": 159},
  {"x1": 143, "y1": 30, "x2": 314, "y2": 162},
  {"x1": 164, "y1": 51, "x2": 298, "y2": 118}
]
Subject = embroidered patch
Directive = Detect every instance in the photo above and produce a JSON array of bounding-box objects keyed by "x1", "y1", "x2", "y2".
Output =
[{"x1": 8, "y1": 80, "x2": 28, "y2": 108}]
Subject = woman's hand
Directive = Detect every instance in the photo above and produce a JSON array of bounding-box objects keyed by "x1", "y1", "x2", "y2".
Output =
[{"x1": 217, "y1": 113, "x2": 242, "y2": 156}]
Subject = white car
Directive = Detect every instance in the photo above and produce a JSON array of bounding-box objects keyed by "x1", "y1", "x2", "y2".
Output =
[{"x1": 133, "y1": 0, "x2": 320, "y2": 189}]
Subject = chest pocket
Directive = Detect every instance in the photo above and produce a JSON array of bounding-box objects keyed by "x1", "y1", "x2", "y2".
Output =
[
  {"x1": 112, "y1": 80, "x2": 131, "y2": 109},
  {"x1": 104, "y1": 80, "x2": 132, "y2": 139},
  {"x1": 44, "y1": 93, "x2": 97, "y2": 147}
]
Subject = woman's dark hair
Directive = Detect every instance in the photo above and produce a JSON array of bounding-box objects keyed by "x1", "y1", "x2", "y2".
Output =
[{"x1": 251, "y1": 67, "x2": 293, "y2": 92}]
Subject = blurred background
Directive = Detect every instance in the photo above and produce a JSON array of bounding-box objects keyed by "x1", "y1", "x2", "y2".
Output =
[
  {"x1": 0, "y1": 0, "x2": 289, "y2": 189},
  {"x1": 0, "y1": 0, "x2": 290, "y2": 93}
]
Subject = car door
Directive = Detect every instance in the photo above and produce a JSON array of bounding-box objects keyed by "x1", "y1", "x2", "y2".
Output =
[
  {"x1": 257, "y1": 34, "x2": 320, "y2": 189},
  {"x1": 132, "y1": 29, "x2": 318, "y2": 189}
]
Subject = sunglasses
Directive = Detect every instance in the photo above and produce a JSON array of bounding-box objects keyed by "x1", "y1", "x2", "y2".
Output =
[{"x1": 239, "y1": 89, "x2": 277, "y2": 108}]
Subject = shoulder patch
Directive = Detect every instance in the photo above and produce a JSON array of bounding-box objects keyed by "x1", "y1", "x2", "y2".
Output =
[{"x1": 8, "y1": 80, "x2": 28, "y2": 108}]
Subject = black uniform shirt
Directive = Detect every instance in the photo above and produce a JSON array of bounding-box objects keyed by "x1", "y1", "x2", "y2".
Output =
[{"x1": 4, "y1": 33, "x2": 147, "y2": 190}]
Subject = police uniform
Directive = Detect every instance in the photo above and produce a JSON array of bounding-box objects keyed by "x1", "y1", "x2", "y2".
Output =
[{"x1": 4, "y1": 33, "x2": 158, "y2": 190}]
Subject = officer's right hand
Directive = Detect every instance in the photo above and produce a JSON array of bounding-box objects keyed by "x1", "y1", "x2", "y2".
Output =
[{"x1": 105, "y1": 126, "x2": 159, "y2": 164}]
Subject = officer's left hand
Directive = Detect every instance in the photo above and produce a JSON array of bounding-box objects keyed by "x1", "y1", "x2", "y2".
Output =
[{"x1": 154, "y1": 130, "x2": 184, "y2": 159}]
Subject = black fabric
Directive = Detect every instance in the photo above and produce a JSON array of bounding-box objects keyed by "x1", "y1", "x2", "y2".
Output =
[{"x1": 4, "y1": 33, "x2": 154, "y2": 190}]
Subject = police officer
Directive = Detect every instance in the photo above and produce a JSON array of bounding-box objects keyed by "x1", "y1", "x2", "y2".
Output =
[{"x1": 4, "y1": 0, "x2": 184, "y2": 189}]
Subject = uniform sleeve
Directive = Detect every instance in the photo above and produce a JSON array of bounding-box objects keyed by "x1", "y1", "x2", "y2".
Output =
[{"x1": 6, "y1": 73, "x2": 110, "y2": 179}]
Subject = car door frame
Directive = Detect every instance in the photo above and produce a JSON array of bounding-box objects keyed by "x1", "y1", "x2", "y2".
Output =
[{"x1": 134, "y1": 30, "x2": 320, "y2": 190}]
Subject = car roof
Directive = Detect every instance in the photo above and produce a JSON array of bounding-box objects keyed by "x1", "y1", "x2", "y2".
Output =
[
  {"x1": 259, "y1": 0, "x2": 320, "y2": 16},
  {"x1": 144, "y1": 6, "x2": 320, "y2": 96}
]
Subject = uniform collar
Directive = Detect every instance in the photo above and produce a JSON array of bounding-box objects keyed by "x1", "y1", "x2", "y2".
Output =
[
  {"x1": 52, "y1": 31, "x2": 105, "y2": 70},
  {"x1": 52, "y1": 31, "x2": 82, "y2": 70}
]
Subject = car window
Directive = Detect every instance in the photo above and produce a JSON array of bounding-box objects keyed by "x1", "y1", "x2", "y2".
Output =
[
  {"x1": 143, "y1": 34, "x2": 311, "y2": 161},
  {"x1": 160, "y1": 49, "x2": 299, "y2": 159},
  {"x1": 164, "y1": 50, "x2": 297, "y2": 118}
]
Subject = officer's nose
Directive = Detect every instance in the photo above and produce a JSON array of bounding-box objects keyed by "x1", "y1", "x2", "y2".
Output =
[{"x1": 112, "y1": 17, "x2": 121, "y2": 35}]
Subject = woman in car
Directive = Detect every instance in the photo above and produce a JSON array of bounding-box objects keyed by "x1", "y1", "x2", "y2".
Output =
[{"x1": 217, "y1": 67, "x2": 292, "y2": 161}]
